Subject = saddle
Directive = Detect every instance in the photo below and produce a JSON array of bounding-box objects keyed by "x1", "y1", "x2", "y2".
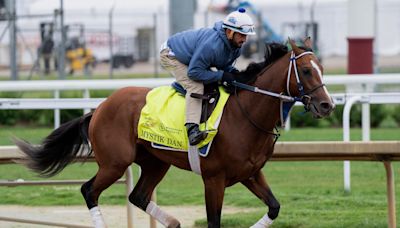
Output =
[
  {"x1": 171, "y1": 82, "x2": 221, "y2": 123},
  {"x1": 138, "y1": 84, "x2": 230, "y2": 150}
]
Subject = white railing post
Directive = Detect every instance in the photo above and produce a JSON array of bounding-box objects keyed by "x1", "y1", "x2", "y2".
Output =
[
  {"x1": 362, "y1": 103, "x2": 370, "y2": 141},
  {"x1": 342, "y1": 95, "x2": 362, "y2": 193},
  {"x1": 361, "y1": 84, "x2": 373, "y2": 142},
  {"x1": 83, "y1": 89, "x2": 91, "y2": 114},
  {"x1": 54, "y1": 90, "x2": 60, "y2": 129}
]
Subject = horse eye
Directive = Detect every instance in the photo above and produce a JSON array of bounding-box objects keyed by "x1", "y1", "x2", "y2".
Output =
[{"x1": 302, "y1": 68, "x2": 311, "y2": 76}]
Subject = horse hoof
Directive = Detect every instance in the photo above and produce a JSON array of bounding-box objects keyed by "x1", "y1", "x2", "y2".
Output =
[{"x1": 167, "y1": 220, "x2": 181, "y2": 228}]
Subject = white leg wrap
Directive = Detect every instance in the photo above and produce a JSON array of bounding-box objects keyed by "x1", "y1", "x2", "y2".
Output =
[
  {"x1": 89, "y1": 206, "x2": 107, "y2": 228},
  {"x1": 146, "y1": 201, "x2": 175, "y2": 227},
  {"x1": 250, "y1": 213, "x2": 273, "y2": 228}
]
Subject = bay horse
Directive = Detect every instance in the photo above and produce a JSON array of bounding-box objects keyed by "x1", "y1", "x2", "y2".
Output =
[{"x1": 15, "y1": 38, "x2": 334, "y2": 228}]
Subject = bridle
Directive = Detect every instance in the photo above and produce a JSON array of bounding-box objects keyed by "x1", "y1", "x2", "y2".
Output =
[
  {"x1": 231, "y1": 50, "x2": 326, "y2": 135},
  {"x1": 286, "y1": 51, "x2": 325, "y2": 111}
]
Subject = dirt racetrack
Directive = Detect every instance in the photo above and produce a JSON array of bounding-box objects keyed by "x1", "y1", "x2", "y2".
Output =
[{"x1": 0, "y1": 205, "x2": 256, "y2": 228}]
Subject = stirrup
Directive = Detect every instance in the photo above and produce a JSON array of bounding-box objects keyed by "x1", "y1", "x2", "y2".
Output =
[
  {"x1": 186, "y1": 123, "x2": 208, "y2": 146},
  {"x1": 189, "y1": 131, "x2": 207, "y2": 146}
]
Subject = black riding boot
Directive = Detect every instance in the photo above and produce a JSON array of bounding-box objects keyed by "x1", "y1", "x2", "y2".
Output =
[{"x1": 185, "y1": 123, "x2": 207, "y2": 146}]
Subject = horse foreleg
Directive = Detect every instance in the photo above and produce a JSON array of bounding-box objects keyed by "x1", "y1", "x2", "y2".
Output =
[
  {"x1": 241, "y1": 171, "x2": 280, "y2": 228},
  {"x1": 203, "y1": 174, "x2": 226, "y2": 228},
  {"x1": 129, "y1": 153, "x2": 180, "y2": 228}
]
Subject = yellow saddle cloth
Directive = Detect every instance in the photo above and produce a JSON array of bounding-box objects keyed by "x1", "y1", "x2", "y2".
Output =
[{"x1": 138, "y1": 86, "x2": 230, "y2": 150}]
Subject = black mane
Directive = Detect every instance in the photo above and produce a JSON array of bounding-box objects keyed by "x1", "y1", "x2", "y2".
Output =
[{"x1": 237, "y1": 42, "x2": 289, "y2": 83}]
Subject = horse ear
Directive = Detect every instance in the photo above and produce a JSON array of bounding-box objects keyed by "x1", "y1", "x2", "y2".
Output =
[
  {"x1": 288, "y1": 38, "x2": 300, "y2": 53},
  {"x1": 303, "y1": 37, "x2": 313, "y2": 49}
]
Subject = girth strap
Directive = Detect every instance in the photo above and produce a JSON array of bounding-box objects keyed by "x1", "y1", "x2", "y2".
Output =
[{"x1": 188, "y1": 145, "x2": 202, "y2": 175}]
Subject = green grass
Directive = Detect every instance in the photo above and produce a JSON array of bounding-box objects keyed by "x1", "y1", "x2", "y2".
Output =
[
  {"x1": 0, "y1": 160, "x2": 398, "y2": 227},
  {"x1": 280, "y1": 127, "x2": 400, "y2": 141},
  {"x1": 1, "y1": 127, "x2": 399, "y2": 145},
  {"x1": 194, "y1": 161, "x2": 399, "y2": 227},
  {"x1": 0, "y1": 127, "x2": 399, "y2": 227},
  {"x1": 0, "y1": 126, "x2": 52, "y2": 145}
]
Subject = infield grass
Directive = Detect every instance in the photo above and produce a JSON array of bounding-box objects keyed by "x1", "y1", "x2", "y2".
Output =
[
  {"x1": 1, "y1": 126, "x2": 399, "y2": 145},
  {"x1": 0, "y1": 127, "x2": 399, "y2": 227}
]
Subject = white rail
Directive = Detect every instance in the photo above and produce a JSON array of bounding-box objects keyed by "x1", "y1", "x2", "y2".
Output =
[
  {"x1": 0, "y1": 75, "x2": 399, "y2": 228},
  {"x1": 0, "y1": 98, "x2": 104, "y2": 109},
  {"x1": 0, "y1": 75, "x2": 399, "y2": 192},
  {"x1": 0, "y1": 74, "x2": 399, "y2": 91},
  {"x1": 323, "y1": 74, "x2": 400, "y2": 85},
  {"x1": 0, "y1": 78, "x2": 175, "y2": 91},
  {"x1": 0, "y1": 92, "x2": 398, "y2": 110}
]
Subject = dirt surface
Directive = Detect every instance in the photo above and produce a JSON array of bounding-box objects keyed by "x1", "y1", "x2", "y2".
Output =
[{"x1": 0, "y1": 205, "x2": 257, "y2": 228}]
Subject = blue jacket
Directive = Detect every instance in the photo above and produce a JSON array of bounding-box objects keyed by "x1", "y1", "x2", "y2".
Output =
[{"x1": 167, "y1": 22, "x2": 241, "y2": 84}]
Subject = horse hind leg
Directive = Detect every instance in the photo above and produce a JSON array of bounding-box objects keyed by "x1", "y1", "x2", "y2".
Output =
[
  {"x1": 81, "y1": 162, "x2": 130, "y2": 227},
  {"x1": 241, "y1": 171, "x2": 280, "y2": 228},
  {"x1": 81, "y1": 176, "x2": 106, "y2": 227},
  {"x1": 81, "y1": 148, "x2": 133, "y2": 227},
  {"x1": 129, "y1": 149, "x2": 180, "y2": 228}
]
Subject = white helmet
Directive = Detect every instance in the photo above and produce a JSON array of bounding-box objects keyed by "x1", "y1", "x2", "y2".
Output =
[{"x1": 222, "y1": 8, "x2": 256, "y2": 36}]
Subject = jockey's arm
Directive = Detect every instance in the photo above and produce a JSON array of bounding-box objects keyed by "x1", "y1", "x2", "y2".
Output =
[{"x1": 187, "y1": 49, "x2": 223, "y2": 84}]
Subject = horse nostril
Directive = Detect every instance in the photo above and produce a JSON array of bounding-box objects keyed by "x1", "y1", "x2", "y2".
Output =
[{"x1": 320, "y1": 101, "x2": 333, "y2": 113}]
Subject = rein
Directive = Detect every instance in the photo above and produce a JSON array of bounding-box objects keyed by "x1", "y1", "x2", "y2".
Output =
[
  {"x1": 233, "y1": 88, "x2": 280, "y2": 146},
  {"x1": 232, "y1": 50, "x2": 324, "y2": 135},
  {"x1": 233, "y1": 51, "x2": 323, "y2": 103}
]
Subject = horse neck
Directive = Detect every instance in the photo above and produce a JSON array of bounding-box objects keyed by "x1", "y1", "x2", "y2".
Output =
[{"x1": 237, "y1": 53, "x2": 290, "y2": 133}]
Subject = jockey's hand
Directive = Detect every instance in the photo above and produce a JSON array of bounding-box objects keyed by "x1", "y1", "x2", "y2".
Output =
[
  {"x1": 230, "y1": 68, "x2": 240, "y2": 74},
  {"x1": 222, "y1": 71, "x2": 252, "y2": 85},
  {"x1": 221, "y1": 72, "x2": 235, "y2": 85},
  {"x1": 235, "y1": 74, "x2": 253, "y2": 84}
]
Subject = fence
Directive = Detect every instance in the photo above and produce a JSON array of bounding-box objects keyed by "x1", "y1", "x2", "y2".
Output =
[
  {"x1": 0, "y1": 141, "x2": 399, "y2": 228},
  {"x1": 0, "y1": 74, "x2": 399, "y2": 127},
  {"x1": 0, "y1": 74, "x2": 399, "y2": 227},
  {"x1": 1, "y1": 75, "x2": 399, "y2": 188}
]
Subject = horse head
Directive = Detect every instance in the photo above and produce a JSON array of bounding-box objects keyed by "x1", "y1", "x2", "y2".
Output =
[{"x1": 286, "y1": 38, "x2": 335, "y2": 118}]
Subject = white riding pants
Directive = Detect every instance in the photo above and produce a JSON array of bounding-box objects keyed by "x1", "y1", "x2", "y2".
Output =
[{"x1": 160, "y1": 47, "x2": 203, "y2": 124}]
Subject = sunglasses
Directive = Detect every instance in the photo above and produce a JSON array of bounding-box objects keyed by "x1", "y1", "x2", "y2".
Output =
[{"x1": 238, "y1": 25, "x2": 255, "y2": 33}]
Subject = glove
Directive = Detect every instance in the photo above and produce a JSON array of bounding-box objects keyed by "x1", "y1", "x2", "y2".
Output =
[
  {"x1": 231, "y1": 68, "x2": 240, "y2": 74},
  {"x1": 221, "y1": 72, "x2": 235, "y2": 85},
  {"x1": 222, "y1": 71, "x2": 252, "y2": 85},
  {"x1": 235, "y1": 74, "x2": 252, "y2": 84}
]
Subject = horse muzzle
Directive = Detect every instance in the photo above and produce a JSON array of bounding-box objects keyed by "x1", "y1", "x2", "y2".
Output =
[{"x1": 308, "y1": 96, "x2": 336, "y2": 118}]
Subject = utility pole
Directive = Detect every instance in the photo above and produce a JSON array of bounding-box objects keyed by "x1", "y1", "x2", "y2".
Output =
[
  {"x1": 6, "y1": 0, "x2": 17, "y2": 80},
  {"x1": 153, "y1": 13, "x2": 158, "y2": 78},
  {"x1": 56, "y1": 0, "x2": 65, "y2": 79},
  {"x1": 108, "y1": 4, "x2": 115, "y2": 79},
  {"x1": 257, "y1": 13, "x2": 264, "y2": 61}
]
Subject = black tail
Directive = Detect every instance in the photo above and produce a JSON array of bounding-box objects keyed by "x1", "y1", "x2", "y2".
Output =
[{"x1": 15, "y1": 112, "x2": 93, "y2": 177}]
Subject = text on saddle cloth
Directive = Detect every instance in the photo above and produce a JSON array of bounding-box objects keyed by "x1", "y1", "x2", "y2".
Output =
[{"x1": 138, "y1": 85, "x2": 230, "y2": 150}]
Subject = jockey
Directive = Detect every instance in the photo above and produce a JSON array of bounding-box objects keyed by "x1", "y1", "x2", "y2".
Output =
[{"x1": 160, "y1": 8, "x2": 256, "y2": 146}]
